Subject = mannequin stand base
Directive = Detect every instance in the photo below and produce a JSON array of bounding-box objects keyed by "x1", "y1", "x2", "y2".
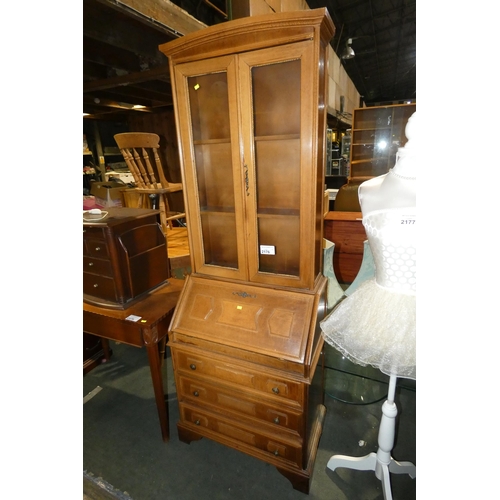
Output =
[
  {"x1": 327, "y1": 453, "x2": 415, "y2": 500},
  {"x1": 326, "y1": 375, "x2": 415, "y2": 500}
]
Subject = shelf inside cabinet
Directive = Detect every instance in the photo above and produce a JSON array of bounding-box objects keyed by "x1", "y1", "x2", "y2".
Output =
[
  {"x1": 257, "y1": 208, "x2": 299, "y2": 217},
  {"x1": 254, "y1": 134, "x2": 300, "y2": 142},
  {"x1": 193, "y1": 138, "x2": 231, "y2": 145},
  {"x1": 200, "y1": 206, "x2": 236, "y2": 214}
]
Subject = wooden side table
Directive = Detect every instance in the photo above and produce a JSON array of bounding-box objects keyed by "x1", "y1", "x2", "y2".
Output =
[{"x1": 83, "y1": 278, "x2": 184, "y2": 442}]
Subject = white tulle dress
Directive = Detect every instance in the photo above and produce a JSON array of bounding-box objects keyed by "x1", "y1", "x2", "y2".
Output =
[{"x1": 320, "y1": 205, "x2": 416, "y2": 380}]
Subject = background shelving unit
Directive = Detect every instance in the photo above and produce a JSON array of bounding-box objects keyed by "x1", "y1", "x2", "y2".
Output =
[{"x1": 349, "y1": 103, "x2": 416, "y2": 180}]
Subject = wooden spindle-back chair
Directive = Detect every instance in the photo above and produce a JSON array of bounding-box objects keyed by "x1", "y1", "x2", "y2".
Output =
[{"x1": 114, "y1": 132, "x2": 185, "y2": 231}]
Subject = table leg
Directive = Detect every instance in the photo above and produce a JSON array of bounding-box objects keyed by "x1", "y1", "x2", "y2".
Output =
[
  {"x1": 158, "y1": 337, "x2": 167, "y2": 367},
  {"x1": 101, "y1": 338, "x2": 112, "y2": 361},
  {"x1": 146, "y1": 343, "x2": 170, "y2": 442}
]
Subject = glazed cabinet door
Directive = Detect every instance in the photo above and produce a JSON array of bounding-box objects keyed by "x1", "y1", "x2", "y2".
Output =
[
  {"x1": 173, "y1": 56, "x2": 249, "y2": 281},
  {"x1": 238, "y1": 41, "x2": 319, "y2": 289},
  {"x1": 173, "y1": 41, "x2": 322, "y2": 289}
]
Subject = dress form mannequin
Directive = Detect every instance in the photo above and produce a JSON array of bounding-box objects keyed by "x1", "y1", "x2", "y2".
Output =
[{"x1": 321, "y1": 112, "x2": 416, "y2": 499}]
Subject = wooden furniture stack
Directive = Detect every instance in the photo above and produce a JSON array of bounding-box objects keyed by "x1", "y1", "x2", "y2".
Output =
[{"x1": 159, "y1": 8, "x2": 334, "y2": 493}]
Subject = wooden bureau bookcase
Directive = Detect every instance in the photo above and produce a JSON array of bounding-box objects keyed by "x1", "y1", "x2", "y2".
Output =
[{"x1": 159, "y1": 9, "x2": 334, "y2": 493}]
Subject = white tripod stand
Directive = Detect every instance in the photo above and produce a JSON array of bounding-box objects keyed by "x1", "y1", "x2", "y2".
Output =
[{"x1": 327, "y1": 374, "x2": 416, "y2": 500}]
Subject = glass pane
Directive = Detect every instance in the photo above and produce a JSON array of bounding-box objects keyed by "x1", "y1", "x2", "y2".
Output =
[
  {"x1": 351, "y1": 105, "x2": 416, "y2": 179},
  {"x1": 194, "y1": 143, "x2": 235, "y2": 210},
  {"x1": 257, "y1": 217, "x2": 300, "y2": 275},
  {"x1": 252, "y1": 60, "x2": 300, "y2": 137},
  {"x1": 188, "y1": 72, "x2": 238, "y2": 269},
  {"x1": 188, "y1": 73, "x2": 230, "y2": 141},
  {"x1": 252, "y1": 60, "x2": 301, "y2": 276},
  {"x1": 254, "y1": 139, "x2": 300, "y2": 212},
  {"x1": 201, "y1": 213, "x2": 238, "y2": 268}
]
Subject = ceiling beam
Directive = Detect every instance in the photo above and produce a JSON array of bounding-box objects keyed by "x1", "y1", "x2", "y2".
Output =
[
  {"x1": 83, "y1": 64, "x2": 172, "y2": 93},
  {"x1": 86, "y1": 85, "x2": 172, "y2": 107},
  {"x1": 91, "y1": 0, "x2": 207, "y2": 37}
]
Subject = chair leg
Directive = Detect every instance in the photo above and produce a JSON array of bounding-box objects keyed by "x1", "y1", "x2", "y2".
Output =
[
  {"x1": 161, "y1": 193, "x2": 173, "y2": 230},
  {"x1": 158, "y1": 194, "x2": 171, "y2": 232}
]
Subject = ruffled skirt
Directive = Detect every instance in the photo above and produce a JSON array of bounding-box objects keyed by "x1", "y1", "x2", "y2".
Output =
[{"x1": 320, "y1": 278, "x2": 416, "y2": 380}]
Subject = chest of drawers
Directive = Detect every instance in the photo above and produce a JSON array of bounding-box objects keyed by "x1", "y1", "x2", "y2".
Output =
[
  {"x1": 323, "y1": 211, "x2": 367, "y2": 283},
  {"x1": 168, "y1": 274, "x2": 327, "y2": 493},
  {"x1": 83, "y1": 207, "x2": 169, "y2": 308}
]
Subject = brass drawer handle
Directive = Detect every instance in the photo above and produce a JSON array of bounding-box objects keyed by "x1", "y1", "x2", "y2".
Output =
[
  {"x1": 88, "y1": 262, "x2": 94, "y2": 267},
  {"x1": 273, "y1": 417, "x2": 280, "y2": 424},
  {"x1": 95, "y1": 246, "x2": 101, "y2": 251},
  {"x1": 190, "y1": 364, "x2": 196, "y2": 370},
  {"x1": 195, "y1": 419, "x2": 200, "y2": 426},
  {"x1": 272, "y1": 387, "x2": 280, "y2": 395},
  {"x1": 274, "y1": 450, "x2": 279, "y2": 456},
  {"x1": 193, "y1": 391, "x2": 199, "y2": 397},
  {"x1": 93, "y1": 284, "x2": 99, "y2": 288}
]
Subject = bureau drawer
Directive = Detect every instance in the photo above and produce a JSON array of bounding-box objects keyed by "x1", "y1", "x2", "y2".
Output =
[
  {"x1": 180, "y1": 403, "x2": 303, "y2": 467},
  {"x1": 172, "y1": 348, "x2": 302, "y2": 406},
  {"x1": 177, "y1": 375, "x2": 303, "y2": 436},
  {"x1": 84, "y1": 237, "x2": 110, "y2": 258},
  {"x1": 83, "y1": 273, "x2": 118, "y2": 302},
  {"x1": 83, "y1": 226, "x2": 104, "y2": 238},
  {"x1": 83, "y1": 256, "x2": 113, "y2": 277}
]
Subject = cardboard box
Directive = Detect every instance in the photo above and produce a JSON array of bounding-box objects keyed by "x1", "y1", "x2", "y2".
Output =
[
  {"x1": 105, "y1": 171, "x2": 135, "y2": 185},
  {"x1": 90, "y1": 181, "x2": 124, "y2": 208}
]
